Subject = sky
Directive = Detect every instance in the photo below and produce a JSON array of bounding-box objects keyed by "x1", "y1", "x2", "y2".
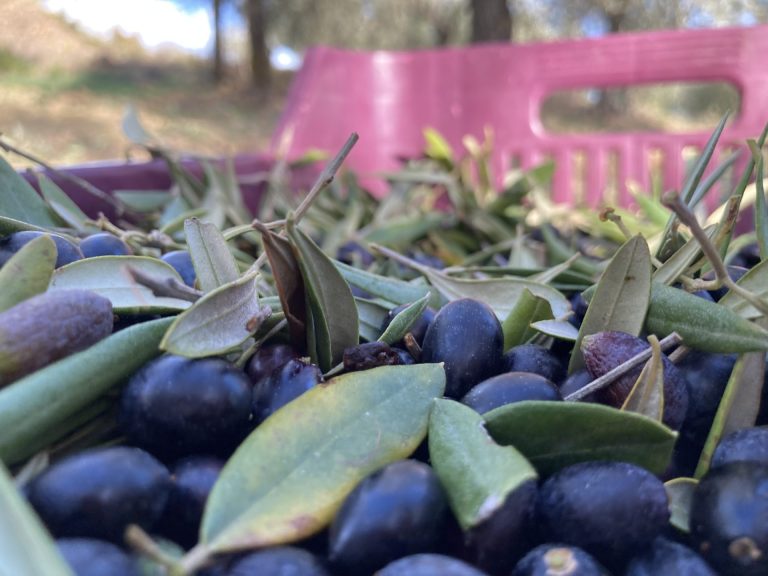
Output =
[{"x1": 43, "y1": 0, "x2": 221, "y2": 55}]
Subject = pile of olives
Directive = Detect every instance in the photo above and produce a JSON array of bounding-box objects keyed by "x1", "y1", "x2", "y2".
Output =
[{"x1": 4, "y1": 226, "x2": 768, "y2": 576}]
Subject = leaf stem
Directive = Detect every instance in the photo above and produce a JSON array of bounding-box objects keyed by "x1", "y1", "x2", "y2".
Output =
[
  {"x1": 125, "y1": 525, "x2": 183, "y2": 573},
  {"x1": 662, "y1": 191, "x2": 768, "y2": 316},
  {"x1": 177, "y1": 542, "x2": 213, "y2": 575},
  {"x1": 565, "y1": 332, "x2": 682, "y2": 402},
  {"x1": 127, "y1": 266, "x2": 202, "y2": 303}
]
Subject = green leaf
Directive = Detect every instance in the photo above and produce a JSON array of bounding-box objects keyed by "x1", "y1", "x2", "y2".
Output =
[
  {"x1": 652, "y1": 226, "x2": 715, "y2": 285},
  {"x1": 0, "y1": 461, "x2": 75, "y2": 576},
  {"x1": 122, "y1": 104, "x2": 156, "y2": 146},
  {"x1": 378, "y1": 294, "x2": 429, "y2": 345},
  {"x1": 197, "y1": 363, "x2": 446, "y2": 554},
  {"x1": 569, "y1": 235, "x2": 651, "y2": 373},
  {"x1": 0, "y1": 317, "x2": 173, "y2": 465},
  {"x1": 425, "y1": 269, "x2": 569, "y2": 322},
  {"x1": 362, "y1": 214, "x2": 446, "y2": 248},
  {"x1": 423, "y1": 127, "x2": 454, "y2": 165},
  {"x1": 665, "y1": 477, "x2": 698, "y2": 533},
  {"x1": 530, "y1": 319, "x2": 579, "y2": 341},
  {"x1": 502, "y1": 288, "x2": 554, "y2": 350},
  {"x1": 719, "y1": 259, "x2": 768, "y2": 320},
  {"x1": 49, "y1": 256, "x2": 191, "y2": 313},
  {"x1": 335, "y1": 261, "x2": 431, "y2": 305},
  {"x1": 184, "y1": 218, "x2": 239, "y2": 292},
  {"x1": 621, "y1": 335, "x2": 665, "y2": 423},
  {"x1": 429, "y1": 399, "x2": 537, "y2": 530},
  {"x1": 287, "y1": 218, "x2": 358, "y2": 371},
  {"x1": 484, "y1": 401, "x2": 676, "y2": 476},
  {"x1": 160, "y1": 271, "x2": 264, "y2": 358},
  {"x1": 0, "y1": 235, "x2": 56, "y2": 314},
  {"x1": 113, "y1": 190, "x2": 173, "y2": 213},
  {"x1": 631, "y1": 188, "x2": 671, "y2": 228},
  {"x1": 0, "y1": 156, "x2": 59, "y2": 227},
  {"x1": 255, "y1": 222, "x2": 306, "y2": 353},
  {"x1": 751, "y1": 145, "x2": 767, "y2": 260},
  {"x1": 37, "y1": 174, "x2": 90, "y2": 231},
  {"x1": 0, "y1": 215, "x2": 56, "y2": 236},
  {"x1": 694, "y1": 348, "x2": 767, "y2": 478},
  {"x1": 646, "y1": 283, "x2": 768, "y2": 353},
  {"x1": 355, "y1": 298, "x2": 389, "y2": 342}
]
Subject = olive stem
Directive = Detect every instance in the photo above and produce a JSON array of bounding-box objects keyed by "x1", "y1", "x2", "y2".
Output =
[
  {"x1": 235, "y1": 318, "x2": 288, "y2": 369},
  {"x1": 0, "y1": 135, "x2": 124, "y2": 214},
  {"x1": 127, "y1": 266, "x2": 203, "y2": 303},
  {"x1": 125, "y1": 524, "x2": 182, "y2": 573},
  {"x1": 177, "y1": 542, "x2": 213, "y2": 575},
  {"x1": 565, "y1": 332, "x2": 682, "y2": 402},
  {"x1": 662, "y1": 191, "x2": 768, "y2": 316}
]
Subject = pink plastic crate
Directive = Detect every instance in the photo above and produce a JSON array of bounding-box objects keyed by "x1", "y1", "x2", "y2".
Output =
[
  {"x1": 25, "y1": 24, "x2": 768, "y2": 216},
  {"x1": 274, "y1": 24, "x2": 768, "y2": 208}
]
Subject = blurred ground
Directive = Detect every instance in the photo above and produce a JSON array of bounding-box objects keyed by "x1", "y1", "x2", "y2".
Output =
[{"x1": 0, "y1": 0, "x2": 288, "y2": 169}]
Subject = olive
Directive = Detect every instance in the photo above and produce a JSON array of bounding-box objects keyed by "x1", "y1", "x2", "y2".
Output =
[
  {"x1": 503, "y1": 344, "x2": 566, "y2": 385},
  {"x1": 512, "y1": 543, "x2": 609, "y2": 576},
  {"x1": 252, "y1": 357, "x2": 322, "y2": 425},
  {"x1": 690, "y1": 462, "x2": 768, "y2": 576},
  {"x1": 343, "y1": 341, "x2": 401, "y2": 372},
  {"x1": 0, "y1": 230, "x2": 83, "y2": 268},
  {"x1": 421, "y1": 299, "x2": 504, "y2": 398},
  {"x1": 27, "y1": 447, "x2": 170, "y2": 541},
  {"x1": 466, "y1": 478, "x2": 538, "y2": 575},
  {"x1": 535, "y1": 461, "x2": 669, "y2": 570},
  {"x1": 557, "y1": 369, "x2": 597, "y2": 402},
  {"x1": 227, "y1": 546, "x2": 331, "y2": 576},
  {"x1": 245, "y1": 343, "x2": 298, "y2": 384},
  {"x1": 581, "y1": 331, "x2": 689, "y2": 430},
  {"x1": 79, "y1": 232, "x2": 132, "y2": 257},
  {"x1": 376, "y1": 554, "x2": 489, "y2": 576},
  {"x1": 711, "y1": 427, "x2": 768, "y2": 469},
  {"x1": 328, "y1": 460, "x2": 450, "y2": 574},
  {"x1": 161, "y1": 250, "x2": 196, "y2": 287},
  {"x1": 56, "y1": 538, "x2": 140, "y2": 576},
  {"x1": 460, "y1": 372, "x2": 562, "y2": 415},
  {"x1": 157, "y1": 456, "x2": 223, "y2": 549},
  {"x1": 120, "y1": 355, "x2": 252, "y2": 460},
  {"x1": 625, "y1": 536, "x2": 716, "y2": 576}
]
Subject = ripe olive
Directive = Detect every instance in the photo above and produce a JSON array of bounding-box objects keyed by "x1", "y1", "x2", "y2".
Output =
[
  {"x1": 512, "y1": 543, "x2": 609, "y2": 576},
  {"x1": 56, "y1": 538, "x2": 140, "y2": 576},
  {"x1": 460, "y1": 371, "x2": 562, "y2": 415}
]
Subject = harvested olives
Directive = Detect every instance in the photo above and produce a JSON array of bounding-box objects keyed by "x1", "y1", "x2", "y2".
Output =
[
  {"x1": 376, "y1": 553, "x2": 489, "y2": 576},
  {"x1": 535, "y1": 461, "x2": 669, "y2": 569},
  {"x1": 56, "y1": 538, "x2": 140, "y2": 576},
  {"x1": 690, "y1": 461, "x2": 768, "y2": 576},
  {"x1": 460, "y1": 371, "x2": 562, "y2": 414},
  {"x1": 120, "y1": 355, "x2": 252, "y2": 460},
  {"x1": 245, "y1": 343, "x2": 298, "y2": 384},
  {"x1": 421, "y1": 298, "x2": 504, "y2": 398},
  {"x1": 625, "y1": 536, "x2": 716, "y2": 576},
  {"x1": 512, "y1": 543, "x2": 609, "y2": 576},
  {"x1": 161, "y1": 250, "x2": 196, "y2": 287},
  {"x1": 0, "y1": 230, "x2": 83, "y2": 268},
  {"x1": 27, "y1": 446, "x2": 170, "y2": 542},
  {"x1": 228, "y1": 546, "x2": 331, "y2": 576},
  {"x1": 329, "y1": 459, "x2": 450, "y2": 575},
  {"x1": 503, "y1": 344, "x2": 566, "y2": 385},
  {"x1": 251, "y1": 357, "x2": 322, "y2": 425},
  {"x1": 710, "y1": 426, "x2": 768, "y2": 469},
  {"x1": 79, "y1": 232, "x2": 132, "y2": 257}
]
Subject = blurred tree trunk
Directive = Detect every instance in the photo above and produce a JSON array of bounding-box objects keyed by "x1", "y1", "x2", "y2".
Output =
[
  {"x1": 246, "y1": 0, "x2": 271, "y2": 90},
  {"x1": 471, "y1": 0, "x2": 513, "y2": 43},
  {"x1": 212, "y1": 0, "x2": 224, "y2": 82}
]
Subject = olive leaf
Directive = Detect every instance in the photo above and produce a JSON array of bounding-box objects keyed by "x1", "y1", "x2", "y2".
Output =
[
  {"x1": 646, "y1": 282, "x2": 768, "y2": 353},
  {"x1": 287, "y1": 218, "x2": 358, "y2": 372},
  {"x1": 0, "y1": 317, "x2": 174, "y2": 465},
  {"x1": 49, "y1": 256, "x2": 192, "y2": 313},
  {"x1": 356, "y1": 298, "x2": 390, "y2": 342},
  {"x1": 192, "y1": 364, "x2": 445, "y2": 559},
  {"x1": 184, "y1": 218, "x2": 239, "y2": 293},
  {"x1": 751, "y1": 142, "x2": 768, "y2": 259},
  {"x1": 429, "y1": 399, "x2": 537, "y2": 530},
  {"x1": 665, "y1": 477, "x2": 698, "y2": 533},
  {"x1": 424, "y1": 269, "x2": 570, "y2": 322},
  {"x1": 254, "y1": 221, "x2": 306, "y2": 353},
  {"x1": 719, "y1": 258, "x2": 768, "y2": 320},
  {"x1": 484, "y1": 401, "x2": 676, "y2": 476},
  {"x1": 0, "y1": 155, "x2": 60, "y2": 227},
  {"x1": 621, "y1": 334, "x2": 665, "y2": 423},
  {"x1": 569, "y1": 235, "x2": 651, "y2": 374},
  {"x1": 378, "y1": 294, "x2": 429, "y2": 345},
  {"x1": 362, "y1": 214, "x2": 446, "y2": 248},
  {"x1": 694, "y1": 347, "x2": 767, "y2": 478},
  {"x1": 37, "y1": 174, "x2": 90, "y2": 231},
  {"x1": 652, "y1": 226, "x2": 716, "y2": 285},
  {"x1": 113, "y1": 190, "x2": 173, "y2": 213},
  {"x1": 530, "y1": 319, "x2": 579, "y2": 341},
  {"x1": 0, "y1": 235, "x2": 56, "y2": 314},
  {"x1": 501, "y1": 288, "x2": 554, "y2": 350},
  {"x1": 334, "y1": 260, "x2": 431, "y2": 305},
  {"x1": 424, "y1": 127, "x2": 454, "y2": 166},
  {"x1": 0, "y1": 461, "x2": 75, "y2": 576},
  {"x1": 160, "y1": 271, "x2": 265, "y2": 358}
]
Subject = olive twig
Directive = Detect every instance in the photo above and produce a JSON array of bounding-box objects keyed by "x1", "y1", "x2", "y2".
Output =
[
  {"x1": 127, "y1": 266, "x2": 202, "y2": 303},
  {"x1": 125, "y1": 524, "x2": 183, "y2": 573},
  {"x1": 0, "y1": 135, "x2": 124, "y2": 214},
  {"x1": 234, "y1": 317, "x2": 287, "y2": 369},
  {"x1": 565, "y1": 332, "x2": 682, "y2": 401},
  {"x1": 662, "y1": 191, "x2": 768, "y2": 317}
]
